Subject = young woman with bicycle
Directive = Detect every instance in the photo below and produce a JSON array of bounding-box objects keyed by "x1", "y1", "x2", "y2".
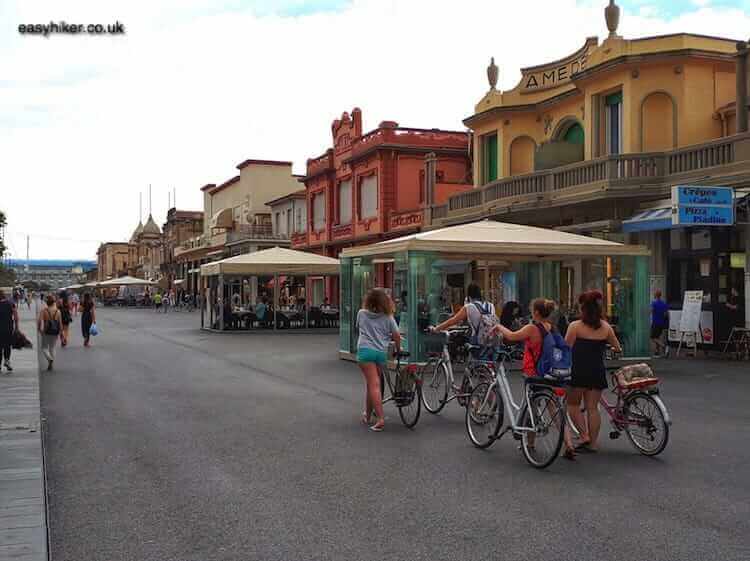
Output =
[
  {"x1": 495, "y1": 298, "x2": 556, "y2": 378},
  {"x1": 432, "y1": 284, "x2": 495, "y2": 351},
  {"x1": 356, "y1": 289, "x2": 401, "y2": 432},
  {"x1": 564, "y1": 290, "x2": 621, "y2": 456}
]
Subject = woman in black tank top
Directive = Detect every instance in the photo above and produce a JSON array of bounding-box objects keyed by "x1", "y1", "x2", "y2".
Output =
[{"x1": 564, "y1": 291, "x2": 621, "y2": 457}]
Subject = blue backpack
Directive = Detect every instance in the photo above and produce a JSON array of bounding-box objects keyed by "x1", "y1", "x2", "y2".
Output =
[{"x1": 534, "y1": 323, "x2": 572, "y2": 382}]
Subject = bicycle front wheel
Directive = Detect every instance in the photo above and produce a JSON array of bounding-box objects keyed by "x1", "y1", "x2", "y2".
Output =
[
  {"x1": 623, "y1": 393, "x2": 669, "y2": 456},
  {"x1": 520, "y1": 390, "x2": 565, "y2": 469},
  {"x1": 421, "y1": 360, "x2": 448, "y2": 414},
  {"x1": 465, "y1": 382, "x2": 503, "y2": 449},
  {"x1": 396, "y1": 371, "x2": 421, "y2": 429}
]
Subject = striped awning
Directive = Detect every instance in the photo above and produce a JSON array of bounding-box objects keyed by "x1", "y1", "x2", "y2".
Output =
[{"x1": 622, "y1": 208, "x2": 673, "y2": 233}]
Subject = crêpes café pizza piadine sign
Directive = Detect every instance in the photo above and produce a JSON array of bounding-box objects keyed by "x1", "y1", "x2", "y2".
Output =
[{"x1": 520, "y1": 38, "x2": 597, "y2": 94}]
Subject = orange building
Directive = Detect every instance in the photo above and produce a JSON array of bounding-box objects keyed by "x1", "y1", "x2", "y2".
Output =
[{"x1": 297, "y1": 108, "x2": 473, "y2": 293}]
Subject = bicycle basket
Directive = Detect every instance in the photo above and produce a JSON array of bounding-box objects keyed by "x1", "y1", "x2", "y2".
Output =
[
  {"x1": 613, "y1": 363, "x2": 659, "y2": 390},
  {"x1": 422, "y1": 332, "x2": 447, "y2": 355}
]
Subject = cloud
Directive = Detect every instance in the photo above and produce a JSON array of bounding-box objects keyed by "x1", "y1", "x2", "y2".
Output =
[{"x1": 1, "y1": 0, "x2": 750, "y2": 259}]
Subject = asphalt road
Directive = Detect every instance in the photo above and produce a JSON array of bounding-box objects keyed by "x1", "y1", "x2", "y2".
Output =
[{"x1": 40, "y1": 307, "x2": 750, "y2": 561}]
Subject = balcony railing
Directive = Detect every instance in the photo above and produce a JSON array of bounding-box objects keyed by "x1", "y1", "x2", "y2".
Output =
[
  {"x1": 431, "y1": 204, "x2": 448, "y2": 220},
  {"x1": 444, "y1": 133, "x2": 750, "y2": 218},
  {"x1": 227, "y1": 224, "x2": 289, "y2": 243}
]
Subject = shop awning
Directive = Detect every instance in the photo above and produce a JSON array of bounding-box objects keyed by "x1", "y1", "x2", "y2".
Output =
[
  {"x1": 341, "y1": 219, "x2": 649, "y2": 259},
  {"x1": 200, "y1": 246, "x2": 340, "y2": 276},
  {"x1": 622, "y1": 208, "x2": 673, "y2": 233}
]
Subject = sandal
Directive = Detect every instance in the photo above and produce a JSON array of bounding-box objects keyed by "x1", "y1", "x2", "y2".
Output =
[
  {"x1": 575, "y1": 442, "x2": 598, "y2": 453},
  {"x1": 360, "y1": 412, "x2": 372, "y2": 426},
  {"x1": 563, "y1": 447, "x2": 577, "y2": 461},
  {"x1": 369, "y1": 422, "x2": 385, "y2": 432}
]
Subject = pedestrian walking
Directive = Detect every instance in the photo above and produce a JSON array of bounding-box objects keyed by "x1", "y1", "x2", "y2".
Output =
[
  {"x1": 0, "y1": 289, "x2": 19, "y2": 372},
  {"x1": 650, "y1": 289, "x2": 669, "y2": 357},
  {"x1": 71, "y1": 292, "x2": 80, "y2": 316},
  {"x1": 81, "y1": 293, "x2": 96, "y2": 347},
  {"x1": 355, "y1": 288, "x2": 401, "y2": 432},
  {"x1": 58, "y1": 293, "x2": 73, "y2": 347},
  {"x1": 38, "y1": 294, "x2": 62, "y2": 371},
  {"x1": 154, "y1": 292, "x2": 162, "y2": 312},
  {"x1": 564, "y1": 290, "x2": 622, "y2": 457}
]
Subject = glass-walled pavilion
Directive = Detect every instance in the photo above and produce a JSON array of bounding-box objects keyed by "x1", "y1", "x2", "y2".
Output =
[{"x1": 339, "y1": 220, "x2": 651, "y2": 361}]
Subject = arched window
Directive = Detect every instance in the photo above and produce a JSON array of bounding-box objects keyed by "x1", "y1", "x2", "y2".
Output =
[
  {"x1": 641, "y1": 91, "x2": 676, "y2": 151},
  {"x1": 509, "y1": 136, "x2": 537, "y2": 176}
]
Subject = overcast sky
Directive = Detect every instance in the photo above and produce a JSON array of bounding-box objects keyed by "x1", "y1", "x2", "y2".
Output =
[{"x1": 2, "y1": 0, "x2": 750, "y2": 260}]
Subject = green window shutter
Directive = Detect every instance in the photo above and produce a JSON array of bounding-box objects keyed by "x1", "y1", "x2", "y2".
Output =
[
  {"x1": 605, "y1": 92, "x2": 623, "y2": 106},
  {"x1": 486, "y1": 134, "x2": 498, "y2": 183}
]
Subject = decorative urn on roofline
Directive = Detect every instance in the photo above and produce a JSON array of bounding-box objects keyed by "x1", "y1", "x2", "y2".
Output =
[
  {"x1": 605, "y1": 0, "x2": 620, "y2": 38},
  {"x1": 487, "y1": 57, "x2": 499, "y2": 90}
]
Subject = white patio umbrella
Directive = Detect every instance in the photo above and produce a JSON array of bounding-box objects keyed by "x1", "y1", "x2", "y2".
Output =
[{"x1": 97, "y1": 276, "x2": 156, "y2": 287}]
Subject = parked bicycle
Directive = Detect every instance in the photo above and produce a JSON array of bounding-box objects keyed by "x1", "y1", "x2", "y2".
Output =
[
  {"x1": 567, "y1": 364, "x2": 671, "y2": 456},
  {"x1": 465, "y1": 343, "x2": 567, "y2": 469},
  {"x1": 378, "y1": 347, "x2": 422, "y2": 429},
  {"x1": 420, "y1": 328, "x2": 494, "y2": 414}
]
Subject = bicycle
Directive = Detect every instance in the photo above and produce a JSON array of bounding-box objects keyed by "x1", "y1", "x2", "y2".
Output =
[
  {"x1": 567, "y1": 366, "x2": 671, "y2": 456},
  {"x1": 420, "y1": 328, "x2": 495, "y2": 414},
  {"x1": 465, "y1": 346, "x2": 567, "y2": 469},
  {"x1": 378, "y1": 348, "x2": 422, "y2": 429}
]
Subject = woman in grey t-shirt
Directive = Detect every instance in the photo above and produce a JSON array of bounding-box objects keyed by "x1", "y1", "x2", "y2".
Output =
[{"x1": 356, "y1": 289, "x2": 401, "y2": 432}]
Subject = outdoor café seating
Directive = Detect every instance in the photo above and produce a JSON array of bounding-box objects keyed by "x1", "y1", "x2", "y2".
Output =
[{"x1": 200, "y1": 247, "x2": 340, "y2": 333}]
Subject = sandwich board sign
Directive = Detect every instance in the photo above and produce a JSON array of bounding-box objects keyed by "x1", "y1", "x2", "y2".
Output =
[
  {"x1": 677, "y1": 290, "x2": 703, "y2": 356},
  {"x1": 671, "y1": 186, "x2": 734, "y2": 227}
]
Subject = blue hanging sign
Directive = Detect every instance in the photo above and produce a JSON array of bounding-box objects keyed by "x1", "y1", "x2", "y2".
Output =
[{"x1": 671, "y1": 185, "x2": 734, "y2": 227}]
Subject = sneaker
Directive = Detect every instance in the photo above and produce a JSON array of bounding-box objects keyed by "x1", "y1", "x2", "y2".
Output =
[
  {"x1": 47, "y1": 360, "x2": 53, "y2": 371},
  {"x1": 3, "y1": 361, "x2": 12, "y2": 372}
]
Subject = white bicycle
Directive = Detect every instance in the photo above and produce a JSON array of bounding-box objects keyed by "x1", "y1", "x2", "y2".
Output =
[{"x1": 465, "y1": 345, "x2": 566, "y2": 469}]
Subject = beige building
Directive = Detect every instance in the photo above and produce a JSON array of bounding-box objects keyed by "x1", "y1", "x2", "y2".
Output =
[
  {"x1": 267, "y1": 189, "x2": 307, "y2": 240},
  {"x1": 96, "y1": 242, "x2": 130, "y2": 281},
  {"x1": 127, "y1": 214, "x2": 163, "y2": 281},
  {"x1": 175, "y1": 159, "x2": 302, "y2": 295}
]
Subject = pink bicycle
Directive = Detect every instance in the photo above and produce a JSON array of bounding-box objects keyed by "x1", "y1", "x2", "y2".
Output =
[{"x1": 568, "y1": 368, "x2": 671, "y2": 456}]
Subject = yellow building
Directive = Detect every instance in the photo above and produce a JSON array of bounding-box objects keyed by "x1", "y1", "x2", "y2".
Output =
[{"x1": 436, "y1": 0, "x2": 750, "y2": 345}]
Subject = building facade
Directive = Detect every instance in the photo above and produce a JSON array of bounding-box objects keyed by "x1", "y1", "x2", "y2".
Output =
[
  {"x1": 296, "y1": 108, "x2": 473, "y2": 298},
  {"x1": 432, "y1": 1, "x2": 750, "y2": 345},
  {"x1": 11, "y1": 260, "x2": 96, "y2": 289},
  {"x1": 127, "y1": 214, "x2": 163, "y2": 281},
  {"x1": 97, "y1": 242, "x2": 130, "y2": 281},
  {"x1": 161, "y1": 208, "x2": 204, "y2": 288},
  {"x1": 174, "y1": 159, "x2": 301, "y2": 295},
  {"x1": 267, "y1": 190, "x2": 308, "y2": 239}
]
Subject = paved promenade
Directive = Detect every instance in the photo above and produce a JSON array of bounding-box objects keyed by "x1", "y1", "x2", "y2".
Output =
[
  {"x1": 39, "y1": 307, "x2": 750, "y2": 561},
  {"x1": 0, "y1": 306, "x2": 46, "y2": 561}
]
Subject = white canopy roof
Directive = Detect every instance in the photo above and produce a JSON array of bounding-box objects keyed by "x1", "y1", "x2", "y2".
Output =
[
  {"x1": 97, "y1": 276, "x2": 156, "y2": 287},
  {"x1": 201, "y1": 247, "x2": 340, "y2": 276},
  {"x1": 62, "y1": 284, "x2": 84, "y2": 290},
  {"x1": 341, "y1": 220, "x2": 649, "y2": 258}
]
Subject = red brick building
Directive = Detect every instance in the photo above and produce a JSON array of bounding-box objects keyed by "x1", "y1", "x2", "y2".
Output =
[{"x1": 296, "y1": 108, "x2": 473, "y2": 293}]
